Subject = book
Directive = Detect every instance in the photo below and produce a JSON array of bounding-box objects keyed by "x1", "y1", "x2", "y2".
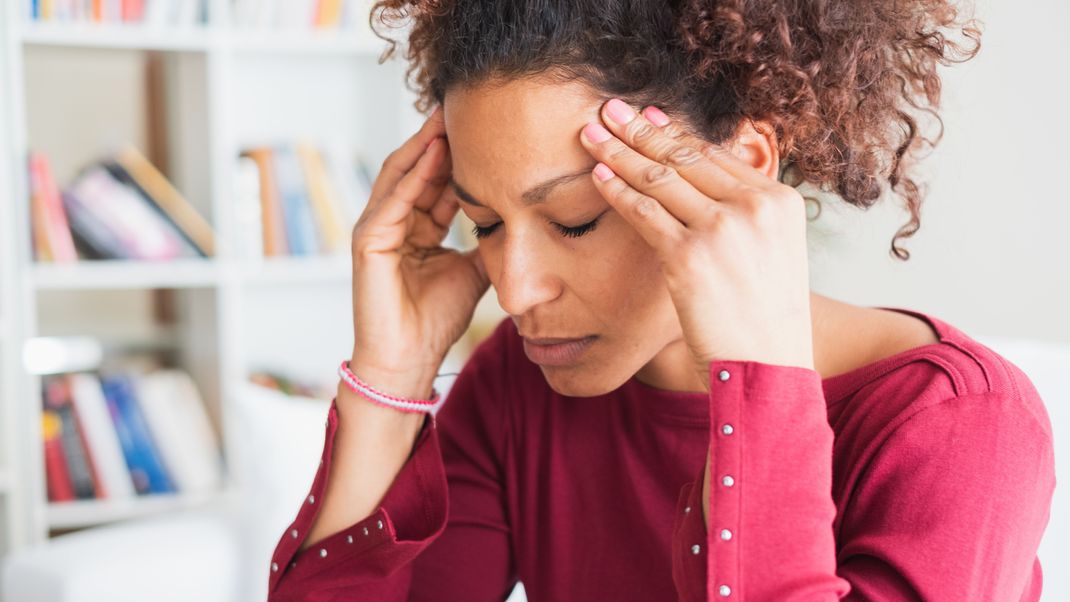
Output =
[
  {"x1": 241, "y1": 147, "x2": 289, "y2": 257},
  {"x1": 111, "y1": 145, "x2": 216, "y2": 257},
  {"x1": 42, "y1": 375, "x2": 102, "y2": 500},
  {"x1": 296, "y1": 142, "x2": 348, "y2": 254},
  {"x1": 42, "y1": 409, "x2": 76, "y2": 502},
  {"x1": 67, "y1": 372, "x2": 138, "y2": 500},
  {"x1": 272, "y1": 145, "x2": 320, "y2": 256},
  {"x1": 100, "y1": 372, "x2": 176, "y2": 494},
  {"x1": 28, "y1": 151, "x2": 78, "y2": 262},
  {"x1": 133, "y1": 369, "x2": 223, "y2": 494},
  {"x1": 60, "y1": 161, "x2": 206, "y2": 260}
]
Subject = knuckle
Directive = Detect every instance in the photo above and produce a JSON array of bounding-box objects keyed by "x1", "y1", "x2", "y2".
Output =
[
  {"x1": 663, "y1": 144, "x2": 703, "y2": 168},
  {"x1": 606, "y1": 141, "x2": 631, "y2": 162},
  {"x1": 628, "y1": 120, "x2": 658, "y2": 146},
  {"x1": 632, "y1": 195, "x2": 660, "y2": 221},
  {"x1": 747, "y1": 197, "x2": 780, "y2": 226},
  {"x1": 700, "y1": 142, "x2": 728, "y2": 161},
  {"x1": 642, "y1": 163, "x2": 676, "y2": 186}
]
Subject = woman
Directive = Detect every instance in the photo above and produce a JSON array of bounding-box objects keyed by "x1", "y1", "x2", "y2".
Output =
[{"x1": 267, "y1": 1, "x2": 1055, "y2": 600}]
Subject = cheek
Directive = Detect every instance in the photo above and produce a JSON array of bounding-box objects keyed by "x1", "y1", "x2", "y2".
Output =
[{"x1": 573, "y1": 228, "x2": 668, "y2": 311}]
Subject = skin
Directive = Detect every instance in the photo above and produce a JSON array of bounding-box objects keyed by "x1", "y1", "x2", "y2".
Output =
[
  {"x1": 441, "y1": 75, "x2": 941, "y2": 529},
  {"x1": 322, "y1": 74, "x2": 940, "y2": 551},
  {"x1": 443, "y1": 77, "x2": 937, "y2": 396}
]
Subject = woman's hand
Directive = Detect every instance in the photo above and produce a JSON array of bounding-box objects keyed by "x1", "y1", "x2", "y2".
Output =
[
  {"x1": 349, "y1": 106, "x2": 491, "y2": 390},
  {"x1": 578, "y1": 99, "x2": 816, "y2": 386},
  {"x1": 579, "y1": 99, "x2": 816, "y2": 529}
]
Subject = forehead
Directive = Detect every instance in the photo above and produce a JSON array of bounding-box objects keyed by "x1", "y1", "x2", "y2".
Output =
[{"x1": 443, "y1": 78, "x2": 603, "y2": 204}]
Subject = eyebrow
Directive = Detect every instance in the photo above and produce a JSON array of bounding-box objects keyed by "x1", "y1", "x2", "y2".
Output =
[{"x1": 450, "y1": 165, "x2": 596, "y2": 209}]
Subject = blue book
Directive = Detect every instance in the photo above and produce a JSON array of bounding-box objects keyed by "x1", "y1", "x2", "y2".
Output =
[
  {"x1": 272, "y1": 145, "x2": 320, "y2": 256},
  {"x1": 101, "y1": 373, "x2": 176, "y2": 494}
]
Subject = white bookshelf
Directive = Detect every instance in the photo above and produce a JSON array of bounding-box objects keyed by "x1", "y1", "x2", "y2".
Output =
[{"x1": 0, "y1": 0, "x2": 489, "y2": 566}]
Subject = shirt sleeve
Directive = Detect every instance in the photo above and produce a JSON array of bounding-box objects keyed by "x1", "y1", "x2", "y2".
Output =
[
  {"x1": 267, "y1": 325, "x2": 516, "y2": 601},
  {"x1": 670, "y1": 360, "x2": 1056, "y2": 601}
]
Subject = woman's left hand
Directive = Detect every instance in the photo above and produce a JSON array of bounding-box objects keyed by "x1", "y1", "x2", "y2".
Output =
[
  {"x1": 579, "y1": 99, "x2": 818, "y2": 529},
  {"x1": 578, "y1": 98, "x2": 816, "y2": 386}
]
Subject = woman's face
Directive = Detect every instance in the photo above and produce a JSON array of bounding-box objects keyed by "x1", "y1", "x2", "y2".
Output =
[{"x1": 444, "y1": 77, "x2": 705, "y2": 397}]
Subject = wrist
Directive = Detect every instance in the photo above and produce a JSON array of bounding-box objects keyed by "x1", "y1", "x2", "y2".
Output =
[{"x1": 342, "y1": 360, "x2": 438, "y2": 403}]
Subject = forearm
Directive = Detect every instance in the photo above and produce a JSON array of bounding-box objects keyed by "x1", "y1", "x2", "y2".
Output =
[{"x1": 298, "y1": 370, "x2": 435, "y2": 552}]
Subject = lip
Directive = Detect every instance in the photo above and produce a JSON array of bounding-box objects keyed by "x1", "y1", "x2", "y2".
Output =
[{"x1": 522, "y1": 335, "x2": 597, "y2": 366}]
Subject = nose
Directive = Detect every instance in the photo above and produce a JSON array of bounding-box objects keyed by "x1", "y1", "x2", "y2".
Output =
[{"x1": 492, "y1": 228, "x2": 562, "y2": 317}]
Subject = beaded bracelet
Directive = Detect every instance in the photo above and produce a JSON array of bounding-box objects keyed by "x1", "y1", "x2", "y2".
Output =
[{"x1": 337, "y1": 360, "x2": 445, "y2": 415}]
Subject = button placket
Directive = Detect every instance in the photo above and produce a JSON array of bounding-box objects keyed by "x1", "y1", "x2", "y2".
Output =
[{"x1": 709, "y1": 362, "x2": 742, "y2": 600}]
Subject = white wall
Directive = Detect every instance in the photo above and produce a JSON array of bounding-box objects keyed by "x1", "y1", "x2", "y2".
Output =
[{"x1": 808, "y1": 0, "x2": 1070, "y2": 343}]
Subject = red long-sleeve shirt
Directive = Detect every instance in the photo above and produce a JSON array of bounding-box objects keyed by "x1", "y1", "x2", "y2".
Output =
[{"x1": 266, "y1": 306, "x2": 1055, "y2": 601}]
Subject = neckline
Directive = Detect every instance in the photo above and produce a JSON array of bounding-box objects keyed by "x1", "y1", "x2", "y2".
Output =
[{"x1": 623, "y1": 305, "x2": 954, "y2": 422}]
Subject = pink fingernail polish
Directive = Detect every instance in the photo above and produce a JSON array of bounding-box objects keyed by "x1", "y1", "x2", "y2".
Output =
[
  {"x1": 593, "y1": 163, "x2": 615, "y2": 182},
  {"x1": 643, "y1": 106, "x2": 670, "y2": 127},
  {"x1": 583, "y1": 122, "x2": 612, "y2": 144},
  {"x1": 605, "y1": 98, "x2": 636, "y2": 125}
]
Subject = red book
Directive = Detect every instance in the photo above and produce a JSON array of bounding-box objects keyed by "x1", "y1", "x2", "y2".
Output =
[{"x1": 42, "y1": 409, "x2": 75, "y2": 502}]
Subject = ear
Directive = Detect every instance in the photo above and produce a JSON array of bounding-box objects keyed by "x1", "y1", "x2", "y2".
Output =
[{"x1": 728, "y1": 119, "x2": 780, "y2": 181}]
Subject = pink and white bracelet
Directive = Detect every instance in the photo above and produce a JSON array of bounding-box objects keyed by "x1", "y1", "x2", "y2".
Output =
[{"x1": 337, "y1": 360, "x2": 445, "y2": 415}]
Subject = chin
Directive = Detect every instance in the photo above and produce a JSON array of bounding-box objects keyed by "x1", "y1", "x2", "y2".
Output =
[{"x1": 539, "y1": 364, "x2": 622, "y2": 398}]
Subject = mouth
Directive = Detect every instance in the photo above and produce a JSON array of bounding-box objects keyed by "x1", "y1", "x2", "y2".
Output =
[{"x1": 521, "y1": 335, "x2": 597, "y2": 366}]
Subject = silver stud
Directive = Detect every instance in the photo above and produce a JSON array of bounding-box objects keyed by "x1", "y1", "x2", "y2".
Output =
[
  {"x1": 291, "y1": 561, "x2": 297, "y2": 569},
  {"x1": 362, "y1": 526, "x2": 370, "y2": 536},
  {"x1": 346, "y1": 535, "x2": 353, "y2": 544},
  {"x1": 722, "y1": 475, "x2": 735, "y2": 487},
  {"x1": 319, "y1": 548, "x2": 327, "y2": 558},
  {"x1": 691, "y1": 543, "x2": 701, "y2": 555},
  {"x1": 308, "y1": 494, "x2": 315, "y2": 504},
  {"x1": 290, "y1": 528, "x2": 298, "y2": 539},
  {"x1": 377, "y1": 519, "x2": 384, "y2": 530},
  {"x1": 719, "y1": 584, "x2": 732, "y2": 596},
  {"x1": 721, "y1": 423, "x2": 734, "y2": 436},
  {"x1": 684, "y1": 506, "x2": 691, "y2": 514},
  {"x1": 271, "y1": 562, "x2": 278, "y2": 572},
  {"x1": 720, "y1": 528, "x2": 733, "y2": 541},
  {"x1": 718, "y1": 369, "x2": 730, "y2": 381}
]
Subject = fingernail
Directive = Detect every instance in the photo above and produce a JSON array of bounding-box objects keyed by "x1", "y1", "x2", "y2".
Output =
[
  {"x1": 583, "y1": 123, "x2": 612, "y2": 144},
  {"x1": 593, "y1": 163, "x2": 615, "y2": 182},
  {"x1": 605, "y1": 98, "x2": 636, "y2": 125},
  {"x1": 643, "y1": 106, "x2": 670, "y2": 127}
]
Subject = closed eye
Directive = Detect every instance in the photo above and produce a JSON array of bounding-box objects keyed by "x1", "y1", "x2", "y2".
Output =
[{"x1": 471, "y1": 213, "x2": 604, "y2": 240}]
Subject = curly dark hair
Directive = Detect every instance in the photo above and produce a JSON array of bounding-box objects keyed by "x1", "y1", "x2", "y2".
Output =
[{"x1": 368, "y1": 0, "x2": 982, "y2": 261}]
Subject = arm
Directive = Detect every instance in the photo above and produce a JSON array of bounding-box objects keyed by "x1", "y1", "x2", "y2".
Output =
[
  {"x1": 670, "y1": 361, "x2": 1056, "y2": 601},
  {"x1": 267, "y1": 323, "x2": 516, "y2": 601}
]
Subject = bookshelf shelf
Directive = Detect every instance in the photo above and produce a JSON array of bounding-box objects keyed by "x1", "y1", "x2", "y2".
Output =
[
  {"x1": 31, "y1": 259, "x2": 222, "y2": 290},
  {"x1": 46, "y1": 487, "x2": 234, "y2": 530},
  {"x1": 228, "y1": 30, "x2": 382, "y2": 56},
  {"x1": 19, "y1": 23, "x2": 216, "y2": 52},
  {"x1": 237, "y1": 254, "x2": 351, "y2": 286}
]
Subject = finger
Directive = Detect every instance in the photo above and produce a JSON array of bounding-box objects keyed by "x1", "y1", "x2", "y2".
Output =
[
  {"x1": 589, "y1": 161, "x2": 686, "y2": 254},
  {"x1": 643, "y1": 106, "x2": 773, "y2": 191},
  {"x1": 428, "y1": 186, "x2": 461, "y2": 232},
  {"x1": 372, "y1": 137, "x2": 449, "y2": 231},
  {"x1": 413, "y1": 136, "x2": 452, "y2": 213},
  {"x1": 368, "y1": 106, "x2": 446, "y2": 208},
  {"x1": 600, "y1": 99, "x2": 752, "y2": 209},
  {"x1": 580, "y1": 120, "x2": 712, "y2": 227}
]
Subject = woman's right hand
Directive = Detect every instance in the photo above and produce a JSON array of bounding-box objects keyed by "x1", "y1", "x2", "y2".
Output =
[{"x1": 348, "y1": 105, "x2": 490, "y2": 395}]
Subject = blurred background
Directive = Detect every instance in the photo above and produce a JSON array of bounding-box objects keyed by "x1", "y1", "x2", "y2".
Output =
[{"x1": 0, "y1": 0, "x2": 1065, "y2": 601}]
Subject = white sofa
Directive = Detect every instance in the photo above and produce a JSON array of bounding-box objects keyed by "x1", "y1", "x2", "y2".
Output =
[{"x1": 2, "y1": 336, "x2": 1066, "y2": 602}]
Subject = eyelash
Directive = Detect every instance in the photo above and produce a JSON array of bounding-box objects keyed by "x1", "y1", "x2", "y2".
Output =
[{"x1": 470, "y1": 215, "x2": 603, "y2": 240}]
